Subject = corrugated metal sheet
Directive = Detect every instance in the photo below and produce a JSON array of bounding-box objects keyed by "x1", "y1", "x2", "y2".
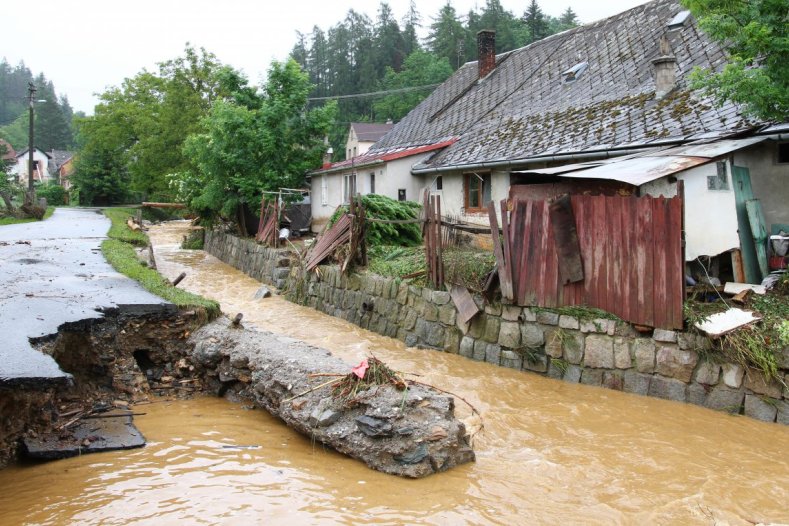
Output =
[
  {"x1": 512, "y1": 138, "x2": 767, "y2": 186},
  {"x1": 500, "y1": 194, "x2": 684, "y2": 329}
]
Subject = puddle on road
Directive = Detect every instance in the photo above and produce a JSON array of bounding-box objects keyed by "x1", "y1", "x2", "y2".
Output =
[{"x1": 0, "y1": 220, "x2": 786, "y2": 525}]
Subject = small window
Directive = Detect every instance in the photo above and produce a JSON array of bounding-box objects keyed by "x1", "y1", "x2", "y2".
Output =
[
  {"x1": 464, "y1": 173, "x2": 491, "y2": 211},
  {"x1": 343, "y1": 172, "x2": 357, "y2": 203},
  {"x1": 668, "y1": 10, "x2": 691, "y2": 30},
  {"x1": 436, "y1": 175, "x2": 443, "y2": 190},
  {"x1": 561, "y1": 61, "x2": 588, "y2": 84},
  {"x1": 398, "y1": 189, "x2": 406, "y2": 201},
  {"x1": 778, "y1": 143, "x2": 789, "y2": 164},
  {"x1": 321, "y1": 175, "x2": 328, "y2": 206},
  {"x1": 369, "y1": 172, "x2": 375, "y2": 194},
  {"x1": 707, "y1": 161, "x2": 729, "y2": 190}
]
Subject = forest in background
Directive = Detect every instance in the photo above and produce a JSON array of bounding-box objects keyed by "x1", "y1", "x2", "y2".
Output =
[
  {"x1": 0, "y1": 59, "x2": 77, "y2": 152},
  {"x1": 291, "y1": 0, "x2": 578, "y2": 159}
]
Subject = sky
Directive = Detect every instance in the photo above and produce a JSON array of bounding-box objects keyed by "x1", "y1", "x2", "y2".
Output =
[{"x1": 1, "y1": 0, "x2": 648, "y2": 114}]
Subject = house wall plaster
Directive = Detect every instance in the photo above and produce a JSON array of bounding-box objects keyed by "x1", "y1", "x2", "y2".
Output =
[
  {"x1": 733, "y1": 140, "x2": 789, "y2": 229},
  {"x1": 641, "y1": 161, "x2": 740, "y2": 261}
]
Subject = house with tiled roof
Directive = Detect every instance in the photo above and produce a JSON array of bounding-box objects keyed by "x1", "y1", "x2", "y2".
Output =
[
  {"x1": 48, "y1": 150, "x2": 75, "y2": 189},
  {"x1": 316, "y1": 0, "x2": 788, "y2": 283},
  {"x1": 345, "y1": 122, "x2": 394, "y2": 159},
  {"x1": 9, "y1": 148, "x2": 53, "y2": 185}
]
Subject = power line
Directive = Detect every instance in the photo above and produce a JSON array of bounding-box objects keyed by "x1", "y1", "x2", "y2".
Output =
[{"x1": 307, "y1": 83, "x2": 441, "y2": 102}]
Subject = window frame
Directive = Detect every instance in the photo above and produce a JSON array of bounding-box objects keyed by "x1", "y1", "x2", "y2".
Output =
[
  {"x1": 343, "y1": 172, "x2": 357, "y2": 204},
  {"x1": 464, "y1": 172, "x2": 490, "y2": 212}
]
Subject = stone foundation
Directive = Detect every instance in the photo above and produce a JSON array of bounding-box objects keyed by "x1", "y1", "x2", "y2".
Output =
[
  {"x1": 204, "y1": 229, "x2": 292, "y2": 288},
  {"x1": 205, "y1": 230, "x2": 789, "y2": 425}
]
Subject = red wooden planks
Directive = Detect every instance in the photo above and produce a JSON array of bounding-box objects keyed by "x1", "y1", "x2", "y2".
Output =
[{"x1": 502, "y1": 193, "x2": 683, "y2": 329}]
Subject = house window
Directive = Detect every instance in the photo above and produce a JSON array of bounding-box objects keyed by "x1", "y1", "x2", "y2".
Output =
[
  {"x1": 707, "y1": 161, "x2": 729, "y2": 190},
  {"x1": 398, "y1": 189, "x2": 406, "y2": 201},
  {"x1": 321, "y1": 175, "x2": 328, "y2": 206},
  {"x1": 464, "y1": 172, "x2": 491, "y2": 211},
  {"x1": 778, "y1": 143, "x2": 789, "y2": 164},
  {"x1": 436, "y1": 175, "x2": 443, "y2": 190},
  {"x1": 344, "y1": 172, "x2": 357, "y2": 203},
  {"x1": 369, "y1": 172, "x2": 375, "y2": 194}
]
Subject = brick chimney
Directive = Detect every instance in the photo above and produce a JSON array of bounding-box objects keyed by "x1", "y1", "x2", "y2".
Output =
[
  {"x1": 652, "y1": 35, "x2": 677, "y2": 98},
  {"x1": 477, "y1": 30, "x2": 496, "y2": 79}
]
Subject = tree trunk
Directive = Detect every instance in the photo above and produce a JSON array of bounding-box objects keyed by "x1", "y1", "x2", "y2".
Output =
[{"x1": 0, "y1": 191, "x2": 15, "y2": 214}]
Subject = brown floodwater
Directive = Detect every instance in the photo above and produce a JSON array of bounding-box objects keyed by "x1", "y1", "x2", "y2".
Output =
[{"x1": 0, "y1": 220, "x2": 786, "y2": 525}]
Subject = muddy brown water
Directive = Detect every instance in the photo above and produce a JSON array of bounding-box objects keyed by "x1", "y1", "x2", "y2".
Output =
[{"x1": 0, "y1": 221, "x2": 786, "y2": 525}]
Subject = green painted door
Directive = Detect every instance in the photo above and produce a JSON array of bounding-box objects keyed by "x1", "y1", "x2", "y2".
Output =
[
  {"x1": 731, "y1": 165, "x2": 760, "y2": 283},
  {"x1": 745, "y1": 199, "x2": 769, "y2": 279}
]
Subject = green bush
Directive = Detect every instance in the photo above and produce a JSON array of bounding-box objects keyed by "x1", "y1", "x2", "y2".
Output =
[
  {"x1": 329, "y1": 194, "x2": 422, "y2": 247},
  {"x1": 36, "y1": 182, "x2": 66, "y2": 206}
]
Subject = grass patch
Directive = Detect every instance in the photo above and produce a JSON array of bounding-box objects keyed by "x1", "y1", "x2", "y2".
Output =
[
  {"x1": 366, "y1": 244, "x2": 495, "y2": 291},
  {"x1": 0, "y1": 206, "x2": 55, "y2": 225},
  {"x1": 103, "y1": 207, "x2": 148, "y2": 246},
  {"x1": 101, "y1": 207, "x2": 220, "y2": 317},
  {"x1": 181, "y1": 228, "x2": 205, "y2": 250},
  {"x1": 101, "y1": 238, "x2": 220, "y2": 316},
  {"x1": 534, "y1": 305, "x2": 620, "y2": 323}
]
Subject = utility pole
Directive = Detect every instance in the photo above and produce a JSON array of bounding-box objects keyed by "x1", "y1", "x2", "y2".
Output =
[{"x1": 26, "y1": 82, "x2": 36, "y2": 206}]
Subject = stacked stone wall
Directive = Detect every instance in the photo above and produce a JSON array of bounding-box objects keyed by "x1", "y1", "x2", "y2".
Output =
[
  {"x1": 204, "y1": 229, "x2": 788, "y2": 424},
  {"x1": 204, "y1": 229, "x2": 292, "y2": 288}
]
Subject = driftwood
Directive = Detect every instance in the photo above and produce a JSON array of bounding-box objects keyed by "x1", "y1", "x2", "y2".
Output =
[{"x1": 141, "y1": 202, "x2": 186, "y2": 209}]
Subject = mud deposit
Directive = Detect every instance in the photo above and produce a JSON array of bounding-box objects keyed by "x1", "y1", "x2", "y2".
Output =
[{"x1": 0, "y1": 221, "x2": 786, "y2": 525}]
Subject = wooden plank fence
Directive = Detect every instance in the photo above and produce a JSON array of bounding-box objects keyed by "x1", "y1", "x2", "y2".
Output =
[
  {"x1": 423, "y1": 193, "x2": 444, "y2": 289},
  {"x1": 493, "y1": 193, "x2": 684, "y2": 330}
]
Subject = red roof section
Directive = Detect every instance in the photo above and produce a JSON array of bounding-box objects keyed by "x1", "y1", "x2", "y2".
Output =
[{"x1": 314, "y1": 139, "x2": 458, "y2": 174}]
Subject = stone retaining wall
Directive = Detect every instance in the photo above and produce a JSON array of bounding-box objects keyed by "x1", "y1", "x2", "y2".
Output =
[
  {"x1": 204, "y1": 230, "x2": 788, "y2": 424},
  {"x1": 204, "y1": 229, "x2": 292, "y2": 289}
]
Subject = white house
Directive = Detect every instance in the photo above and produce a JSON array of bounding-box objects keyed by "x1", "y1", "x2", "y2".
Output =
[
  {"x1": 310, "y1": 140, "x2": 455, "y2": 231},
  {"x1": 345, "y1": 122, "x2": 394, "y2": 160},
  {"x1": 9, "y1": 148, "x2": 53, "y2": 185}
]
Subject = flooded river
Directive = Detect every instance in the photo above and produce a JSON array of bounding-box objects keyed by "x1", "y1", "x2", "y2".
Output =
[{"x1": 0, "y1": 221, "x2": 787, "y2": 525}]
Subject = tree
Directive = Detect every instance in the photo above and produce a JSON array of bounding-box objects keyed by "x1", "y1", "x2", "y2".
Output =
[
  {"x1": 401, "y1": 0, "x2": 422, "y2": 57},
  {"x1": 75, "y1": 45, "x2": 230, "y2": 202},
  {"x1": 70, "y1": 115, "x2": 133, "y2": 205},
  {"x1": 180, "y1": 59, "x2": 336, "y2": 233},
  {"x1": 428, "y1": 3, "x2": 468, "y2": 70},
  {"x1": 34, "y1": 78, "x2": 73, "y2": 150},
  {"x1": 373, "y1": 50, "x2": 453, "y2": 121},
  {"x1": 522, "y1": 0, "x2": 550, "y2": 45},
  {"x1": 682, "y1": 0, "x2": 789, "y2": 121}
]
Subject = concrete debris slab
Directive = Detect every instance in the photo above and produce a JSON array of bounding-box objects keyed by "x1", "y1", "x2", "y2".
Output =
[
  {"x1": 723, "y1": 282, "x2": 766, "y2": 295},
  {"x1": 694, "y1": 308, "x2": 761, "y2": 338},
  {"x1": 23, "y1": 410, "x2": 145, "y2": 460}
]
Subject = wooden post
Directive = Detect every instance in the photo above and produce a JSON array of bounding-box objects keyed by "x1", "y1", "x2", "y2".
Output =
[{"x1": 731, "y1": 249, "x2": 746, "y2": 283}]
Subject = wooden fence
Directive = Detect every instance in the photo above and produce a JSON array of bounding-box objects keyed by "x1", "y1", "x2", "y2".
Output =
[{"x1": 490, "y1": 192, "x2": 684, "y2": 330}]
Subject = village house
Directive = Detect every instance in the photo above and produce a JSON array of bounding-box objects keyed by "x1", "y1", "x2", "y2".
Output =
[
  {"x1": 8, "y1": 148, "x2": 53, "y2": 185},
  {"x1": 314, "y1": 0, "x2": 788, "y2": 285},
  {"x1": 49, "y1": 149, "x2": 75, "y2": 190},
  {"x1": 345, "y1": 122, "x2": 393, "y2": 160}
]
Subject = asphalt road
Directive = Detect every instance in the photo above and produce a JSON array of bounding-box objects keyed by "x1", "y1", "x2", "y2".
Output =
[{"x1": 0, "y1": 208, "x2": 173, "y2": 389}]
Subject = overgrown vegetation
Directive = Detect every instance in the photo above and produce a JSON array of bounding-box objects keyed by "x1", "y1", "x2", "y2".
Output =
[
  {"x1": 367, "y1": 243, "x2": 495, "y2": 291},
  {"x1": 181, "y1": 229, "x2": 205, "y2": 250},
  {"x1": 684, "y1": 283, "x2": 789, "y2": 383},
  {"x1": 330, "y1": 194, "x2": 421, "y2": 247},
  {"x1": 101, "y1": 208, "x2": 219, "y2": 316},
  {"x1": 534, "y1": 305, "x2": 620, "y2": 323},
  {"x1": 103, "y1": 207, "x2": 148, "y2": 246}
]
